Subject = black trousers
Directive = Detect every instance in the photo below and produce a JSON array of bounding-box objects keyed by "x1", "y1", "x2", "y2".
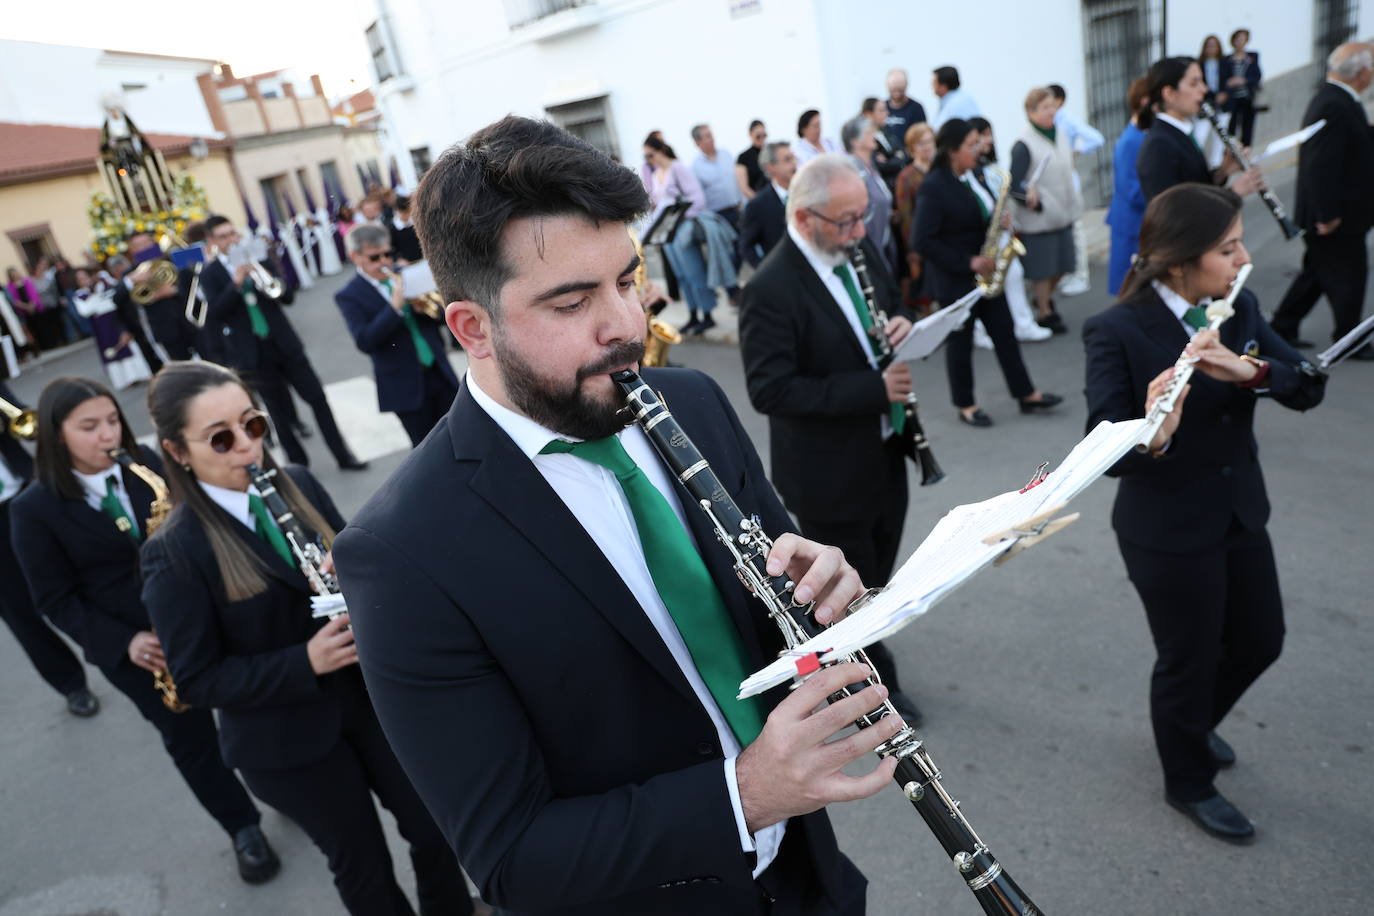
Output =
[
  {"x1": 240, "y1": 678, "x2": 472, "y2": 916},
  {"x1": 0, "y1": 500, "x2": 87, "y2": 696},
  {"x1": 99, "y1": 656, "x2": 261, "y2": 835},
  {"x1": 246, "y1": 337, "x2": 354, "y2": 467},
  {"x1": 1227, "y1": 98, "x2": 1257, "y2": 147},
  {"x1": 395, "y1": 366, "x2": 460, "y2": 448},
  {"x1": 1270, "y1": 231, "x2": 1369, "y2": 343},
  {"x1": 944, "y1": 295, "x2": 1034, "y2": 409},
  {"x1": 796, "y1": 436, "x2": 909, "y2": 695},
  {"x1": 1117, "y1": 522, "x2": 1285, "y2": 802}
]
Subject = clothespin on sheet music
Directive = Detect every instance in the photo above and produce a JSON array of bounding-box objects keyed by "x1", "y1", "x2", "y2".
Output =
[
  {"x1": 981, "y1": 502, "x2": 1081, "y2": 566},
  {"x1": 1019, "y1": 462, "x2": 1050, "y2": 494}
]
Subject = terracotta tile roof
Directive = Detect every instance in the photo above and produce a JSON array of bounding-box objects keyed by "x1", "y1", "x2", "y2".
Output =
[
  {"x1": 0, "y1": 122, "x2": 228, "y2": 186},
  {"x1": 332, "y1": 89, "x2": 377, "y2": 117}
]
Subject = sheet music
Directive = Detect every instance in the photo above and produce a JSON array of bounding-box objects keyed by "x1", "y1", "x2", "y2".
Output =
[
  {"x1": 310, "y1": 594, "x2": 348, "y2": 619},
  {"x1": 738, "y1": 418, "x2": 1150, "y2": 698},
  {"x1": 1251, "y1": 120, "x2": 1326, "y2": 164},
  {"x1": 400, "y1": 261, "x2": 437, "y2": 297},
  {"x1": 1317, "y1": 312, "x2": 1374, "y2": 369},
  {"x1": 890, "y1": 288, "x2": 983, "y2": 362}
]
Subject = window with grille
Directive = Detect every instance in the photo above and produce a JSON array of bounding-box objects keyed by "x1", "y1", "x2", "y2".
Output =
[
  {"x1": 504, "y1": 0, "x2": 589, "y2": 29},
  {"x1": 1313, "y1": 0, "x2": 1358, "y2": 63},
  {"x1": 545, "y1": 96, "x2": 619, "y2": 161},
  {"x1": 366, "y1": 21, "x2": 397, "y2": 83}
]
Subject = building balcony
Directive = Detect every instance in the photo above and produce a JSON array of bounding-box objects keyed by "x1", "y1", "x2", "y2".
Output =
[{"x1": 504, "y1": 0, "x2": 604, "y2": 41}]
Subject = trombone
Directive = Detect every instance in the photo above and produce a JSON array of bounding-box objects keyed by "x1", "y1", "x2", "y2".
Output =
[{"x1": 0, "y1": 396, "x2": 37, "y2": 440}]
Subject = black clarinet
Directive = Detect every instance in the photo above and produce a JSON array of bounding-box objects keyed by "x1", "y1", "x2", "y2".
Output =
[
  {"x1": 848, "y1": 244, "x2": 946, "y2": 485},
  {"x1": 1199, "y1": 101, "x2": 1302, "y2": 240},
  {"x1": 613, "y1": 369, "x2": 1040, "y2": 915},
  {"x1": 245, "y1": 462, "x2": 338, "y2": 600}
]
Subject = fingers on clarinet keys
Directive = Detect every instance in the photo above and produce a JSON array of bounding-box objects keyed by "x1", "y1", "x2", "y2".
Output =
[
  {"x1": 233, "y1": 825, "x2": 282, "y2": 884},
  {"x1": 65, "y1": 687, "x2": 100, "y2": 718},
  {"x1": 1165, "y1": 792, "x2": 1256, "y2": 844}
]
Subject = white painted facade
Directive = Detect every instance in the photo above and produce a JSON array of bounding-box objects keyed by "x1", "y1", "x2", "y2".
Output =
[
  {"x1": 0, "y1": 40, "x2": 219, "y2": 137},
  {"x1": 364, "y1": 0, "x2": 1369, "y2": 194}
]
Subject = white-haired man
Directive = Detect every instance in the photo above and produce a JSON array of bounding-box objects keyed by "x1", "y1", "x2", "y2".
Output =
[{"x1": 739, "y1": 153, "x2": 923, "y2": 725}]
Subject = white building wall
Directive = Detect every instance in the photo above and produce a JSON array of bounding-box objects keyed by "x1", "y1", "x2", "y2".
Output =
[{"x1": 1165, "y1": 3, "x2": 1313, "y2": 77}]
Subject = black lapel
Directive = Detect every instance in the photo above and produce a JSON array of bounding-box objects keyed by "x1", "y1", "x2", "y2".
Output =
[
  {"x1": 779, "y1": 237, "x2": 871, "y2": 364},
  {"x1": 1130, "y1": 287, "x2": 1191, "y2": 357},
  {"x1": 449, "y1": 385, "x2": 701, "y2": 707},
  {"x1": 61, "y1": 489, "x2": 138, "y2": 553},
  {"x1": 1166, "y1": 121, "x2": 1209, "y2": 175},
  {"x1": 210, "y1": 497, "x2": 313, "y2": 592}
]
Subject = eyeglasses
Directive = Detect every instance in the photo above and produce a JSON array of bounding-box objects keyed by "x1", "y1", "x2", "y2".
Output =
[
  {"x1": 806, "y1": 206, "x2": 873, "y2": 234},
  {"x1": 366, "y1": 250, "x2": 395, "y2": 262},
  {"x1": 196, "y1": 413, "x2": 270, "y2": 454}
]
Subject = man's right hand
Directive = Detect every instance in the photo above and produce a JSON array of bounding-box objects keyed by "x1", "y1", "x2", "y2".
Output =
[
  {"x1": 232, "y1": 264, "x2": 252, "y2": 286},
  {"x1": 736, "y1": 663, "x2": 902, "y2": 833},
  {"x1": 882, "y1": 362, "x2": 913, "y2": 402}
]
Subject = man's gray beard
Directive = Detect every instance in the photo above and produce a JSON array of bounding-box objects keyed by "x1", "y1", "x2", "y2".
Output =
[{"x1": 493, "y1": 328, "x2": 645, "y2": 441}]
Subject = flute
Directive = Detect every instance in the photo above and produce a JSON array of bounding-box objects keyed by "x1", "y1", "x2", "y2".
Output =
[
  {"x1": 1136, "y1": 263, "x2": 1252, "y2": 451},
  {"x1": 1199, "y1": 102, "x2": 1302, "y2": 240}
]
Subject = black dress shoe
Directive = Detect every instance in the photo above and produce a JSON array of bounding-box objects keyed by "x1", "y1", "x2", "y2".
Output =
[
  {"x1": 292, "y1": 421, "x2": 314, "y2": 439},
  {"x1": 958, "y1": 408, "x2": 993, "y2": 428},
  {"x1": 679, "y1": 317, "x2": 702, "y2": 336},
  {"x1": 338, "y1": 458, "x2": 370, "y2": 471},
  {"x1": 233, "y1": 825, "x2": 282, "y2": 884},
  {"x1": 692, "y1": 315, "x2": 717, "y2": 336},
  {"x1": 1165, "y1": 792, "x2": 1255, "y2": 844},
  {"x1": 1208, "y1": 731, "x2": 1236, "y2": 768},
  {"x1": 65, "y1": 687, "x2": 100, "y2": 718},
  {"x1": 888, "y1": 690, "x2": 924, "y2": 729},
  {"x1": 1036, "y1": 313, "x2": 1068, "y2": 334},
  {"x1": 1018, "y1": 392, "x2": 1063, "y2": 413}
]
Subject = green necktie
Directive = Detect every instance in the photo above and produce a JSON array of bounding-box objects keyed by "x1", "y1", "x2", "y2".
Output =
[
  {"x1": 833, "y1": 265, "x2": 906, "y2": 434},
  {"x1": 962, "y1": 175, "x2": 990, "y2": 221},
  {"x1": 248, "y1": 492, "x2": 295, "y2": 568},
  {"x1": 381, "y1": 279, "x2": 435, "y2": 369},
  {"x1": 540, "y1": 435, "x2": 767, "y2": 745},
  {"x1": 241, "y1": 280, "x2": 270, "y2": 339},
  {"x1": 101, "y1": 475, "x2": 140, "y2": 543},
  {"x1": 1183, "y1": 305, "x2": 1209, "y2": 330}
]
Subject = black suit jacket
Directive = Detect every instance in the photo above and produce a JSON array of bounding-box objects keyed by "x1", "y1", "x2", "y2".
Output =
[
  {"x1": 739, "y1": 234, "x2": 906, "y2": 525},
  {"x1": 1294, "y1": 82, "x2": 1374, "y2": 235},
  {"x1": 737, "y1": 184, "x2": 786, "y2": 267},
  {"x1": 334, "y1": 274, "x2": 459, "y2": 413},
  {"x1": 140, "y1": 465, "x2": 349, "y2": 771},
  {"x1": 0, "y1": 382, "x2": 34, "y2": 480},
  {"x1": 334, "y1": 369, "x2": 865, "y2": 915},
  {"x1": 1083, "y1": 286, "x2": 1324, "y2": 553},
  {"x1": 910, "y1": 167, "x2": 989, "y2": 303},
  {"x1": 1136, "y1": 118, "x2": 1213, "y2": 202},
  {"x1": 199, "y1": 259, "x2": 304, "y2": 371},
  {"x1": 10, "y1": 447, "x2": 164, "y2": 669},
  {"x1": 110, "y1": 282, "x2": 164, "y2": 367}
]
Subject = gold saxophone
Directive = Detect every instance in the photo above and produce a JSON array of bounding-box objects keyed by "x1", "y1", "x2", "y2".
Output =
[
  {"x1": 108, "y1": 448, "x2": 188, "y2": 713},
  {"x1": 0, "y1": 396, "x2": 37, "y2": 440},
  {"x1": 630, "y1": 230, "x2": 680, "y2": 368},
  {"x1": 975, "y1": 167, "x2": 1026, "y2": 299}
]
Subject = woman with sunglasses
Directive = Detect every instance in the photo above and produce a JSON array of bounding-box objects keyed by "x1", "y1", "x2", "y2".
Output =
[
  {"x1": 1083, "y1": 184, "x2": 1324, "y2": 842},
  {"x1": 9, "y1": 375, "x2": 278, "y2": 884},
  {"x1": 139, "y1": 361, "x2": 479, "y2": 916},
  {"x1": 910, "y1": 118, "x2": 1062, "y2": 428}
]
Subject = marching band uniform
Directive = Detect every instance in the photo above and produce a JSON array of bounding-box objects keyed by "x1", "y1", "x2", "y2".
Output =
[
  {"x1": 1135, "y1": 113, "x2": 1213, "y2": 202},
  {"x1": 1083, "y1": 282, "x2": 1324, "y2": 834},
  {"x1": 0, "y1": 384, "x2": 94, "y2": 713},
  {"x1": 141, "y1": 465, "x2": 472, "y2": 916},
  {"x1": 10, "y1": 446, "x2": 272, "y2": 877},
  {"x1": 200, "y1": 256, "x2": 365, "y2": 470},
  {"x1": 334, "y1": 271, "x2": 459, "y2": 447}
]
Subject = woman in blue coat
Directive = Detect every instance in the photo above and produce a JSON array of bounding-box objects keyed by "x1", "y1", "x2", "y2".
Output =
[{"x1": 1105, "y1": 77, "x2": 1150, "y2": 295}]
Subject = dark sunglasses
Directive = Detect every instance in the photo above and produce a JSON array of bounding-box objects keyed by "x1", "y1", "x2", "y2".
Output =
[
  {"x1": 366, "y1": 249, "x2": 395, "y2": 262},
  {"x1": 198, "y1": 413, "x2": 270, "y2": 453}
]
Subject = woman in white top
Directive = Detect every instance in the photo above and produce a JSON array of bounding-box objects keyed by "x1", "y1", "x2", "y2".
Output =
[{"x1": 794, "y1": 109, "x2": 841, "y2": 165}]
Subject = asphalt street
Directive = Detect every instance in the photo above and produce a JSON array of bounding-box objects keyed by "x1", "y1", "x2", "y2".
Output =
[{"x1": 1, "y1": 175, "x2": 1370, "y2": 915}]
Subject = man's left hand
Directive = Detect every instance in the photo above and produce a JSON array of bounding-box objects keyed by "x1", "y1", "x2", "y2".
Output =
[
  {"x1": 764, "y1": 534, "x2": 864, "y2": 626},
  {"x1": 884, "y1": 316, "x2": 913, "y2": 347}
]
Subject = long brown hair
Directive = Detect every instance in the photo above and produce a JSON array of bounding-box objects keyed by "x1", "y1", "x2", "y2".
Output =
[
  {"x1": 34, "y1": 376, "x2": 141, "y2": 501},
  {"x1": 146, "y1": 361, "x2": 336, "y2": 602},
  {"x1": 1119, "y1": 183, "x2": 1241, "y2": 299}
]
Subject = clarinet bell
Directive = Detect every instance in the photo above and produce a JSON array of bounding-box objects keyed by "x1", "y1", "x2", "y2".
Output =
[{"x1": 916, "y1": 448, "x2": 946, "y2": 486}]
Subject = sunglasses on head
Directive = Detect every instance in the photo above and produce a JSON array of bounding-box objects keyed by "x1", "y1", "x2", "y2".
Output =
[
  {"x1": 198, "y1": 413, "x2": 270, "y2": 453},
  {"x1": 366, "y1": 249, "x2": 395, "y2": 262}
]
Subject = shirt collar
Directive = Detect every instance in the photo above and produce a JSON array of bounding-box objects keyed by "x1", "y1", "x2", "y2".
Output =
[
  {"x1": 771, "y1": 182, "x2": 789, "y2": 203},
  {"x1": 465, "y1": 369, "x2": 626, "y2": 459},
  {"x1": 72, "y1": 465, "x2": 121, "y2": 503},
  {"x1": 392, "y1": 215, "x2": 410, "y2": 230},
  {"x1": 1151, "y1": 280, "x2": 1212, "y2": 322},
  {"x1": 358, "y1": 268, "x2": 391, "y2": 296},
  {"x1": 1155, "y1": 111, "x2": 1195, "y2": 136},
  {"x1": 1327, "y1": 78, "x2": 1362, "y2": 104},
  {"x1": 198, "y1": 478, "x2": 259, "y2": 528}
]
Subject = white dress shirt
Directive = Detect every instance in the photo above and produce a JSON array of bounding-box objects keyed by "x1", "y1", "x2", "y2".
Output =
[
  {"x1": 74, "y1": 466, "x2": 137, "y2": 522},
  {"x1": 465, "y1": 371, "x2": 785, "y2": 876},
  {"x1": 0, "y1": 455, "x2": 23, "y2": 504},
  {"x1": 787, "y1": 224, "x2": 892, "y2": 439},
  {"x1": 198, "y1": 479, "x2": 262, "y2": 531},
  {"x1": 1151, "y1": 280, "x2": 1209, "y2": 339},
  {"x1": 359, "y1": 268, "x2": 396, "y2": 304},
  {"x1": 931, "y1": 88, "x2": 981, "y2": 129},
  {"x1": 770, "y1": 182, "x2": 789, "y2": 205}
]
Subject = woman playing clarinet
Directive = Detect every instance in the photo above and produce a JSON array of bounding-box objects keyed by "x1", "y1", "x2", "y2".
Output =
[{"x1": 1082, "y1": 184, "x2": 1325, "y2": 842}]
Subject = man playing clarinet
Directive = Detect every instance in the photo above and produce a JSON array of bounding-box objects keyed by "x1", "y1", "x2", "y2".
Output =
[{"x1": 335, "y1": 116, "x2": 891, "y2": 915}]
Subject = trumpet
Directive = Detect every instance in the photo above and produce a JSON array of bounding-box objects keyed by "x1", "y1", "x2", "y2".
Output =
[
  {"x1": 247, "y1": 258, "x2": 284, "y2": 299},
  {"x1": 0, "y1": 396, "x2": 37, "y2": 440},
  {"x1": 380, "y1": 266, "x2": 445, "y2": 320}
]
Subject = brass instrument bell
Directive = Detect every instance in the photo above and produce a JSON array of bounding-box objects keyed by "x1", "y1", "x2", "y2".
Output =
[{"x1": 0, "y1": 396, "x2": 37, "y2": 440}]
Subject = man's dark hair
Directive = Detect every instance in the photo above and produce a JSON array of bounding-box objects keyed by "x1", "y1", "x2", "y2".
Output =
[
  {"x1": 933, "y1": 66, "x2": 960, "y2": 90},
  {"x1": 1047, "y1": 83, "x2": 1066, "y2": 101},
  {"x1": 412, "y1": 116, "x2": 648, "y2": 318},
  {"x1": 204, "y1": 214, "x2": 232, "y2": 235}
]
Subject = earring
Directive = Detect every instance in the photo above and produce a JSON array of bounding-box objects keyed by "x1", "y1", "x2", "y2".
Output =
[{"x1": 182, "y1": 463, "x2": 191, "y2": 472}]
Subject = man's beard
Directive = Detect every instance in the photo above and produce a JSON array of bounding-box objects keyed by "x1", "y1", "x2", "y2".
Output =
[
  {"x1": 809, "y1": 230, "x2": 851, "y2": 267},
  {"x1": 494, "y1": 329, "x2": 645, "y2": 441}
]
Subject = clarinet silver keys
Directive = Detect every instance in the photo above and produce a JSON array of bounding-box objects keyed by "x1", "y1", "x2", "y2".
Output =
[
  {"x1": 1199, "y1": 102, "x2": 1302, "y2": 240},
  {"x1": 613, "y1": 369, "x2": 1039, "y2": 915},
  {"x1": 245, "y1": 462, "x2": 340, "y2": 602}
]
